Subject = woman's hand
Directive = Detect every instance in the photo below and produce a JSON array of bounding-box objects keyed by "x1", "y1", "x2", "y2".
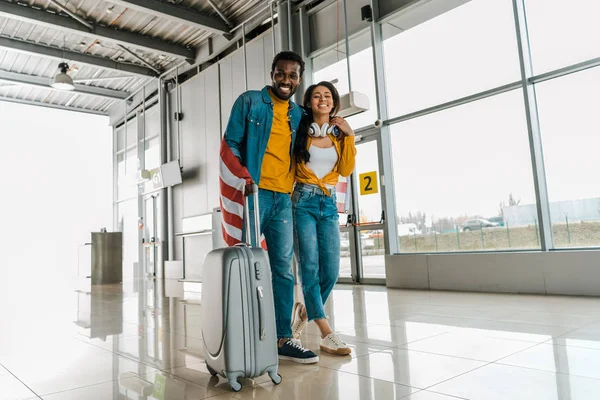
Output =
[{"x1": 330, "y1": 116, "x2": 355, "y2": 137}]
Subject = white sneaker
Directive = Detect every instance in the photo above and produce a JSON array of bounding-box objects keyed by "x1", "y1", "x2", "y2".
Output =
[
  {"x1": 320, "y1": 333, "x2": 351, "y2": 356},
  {"x1": 291, "y1": 302, "x2": 307, "y2": 339}
]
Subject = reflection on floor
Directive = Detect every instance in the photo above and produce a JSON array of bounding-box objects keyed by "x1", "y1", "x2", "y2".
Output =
[{"x1": 2, "y1": 277, "x2": 600, "y2": 399}]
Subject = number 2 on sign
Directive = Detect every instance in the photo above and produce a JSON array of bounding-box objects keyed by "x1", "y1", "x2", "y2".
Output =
[{"x1": 359, "y1": 171, "x2": 379, "y2": 195}]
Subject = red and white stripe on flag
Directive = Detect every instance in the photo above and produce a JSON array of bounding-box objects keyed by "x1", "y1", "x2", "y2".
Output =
[
  {"x1": 219, "y1": 140, "x2": 267, "y2": 250},
  {"x1": 335, "y1": 176, "x2": 350, "y2": 214}
]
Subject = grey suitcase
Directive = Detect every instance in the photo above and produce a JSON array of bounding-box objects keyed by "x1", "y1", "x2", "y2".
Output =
[{"x1": 201, "y1": 185, "x2": 282, "y2": 392}]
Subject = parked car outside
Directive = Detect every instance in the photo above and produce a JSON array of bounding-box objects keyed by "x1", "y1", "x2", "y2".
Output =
[
  {"x1": 397, "y1": 223, "x2": 422, "y2": 236},
  {"x1": 462, "y1": 219, "x2": 500, "y2": 231},
  {"x1": 488, "y1": 216, "x2": 505, "y2": 227},
  {"x1": 360, "y1": 233, "x2": 375, "y2": 249}
]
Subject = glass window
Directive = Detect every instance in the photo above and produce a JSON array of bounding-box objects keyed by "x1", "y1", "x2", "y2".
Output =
[
  {"x1": 117, "y1": 198, "x2": 138, "y2": 289},
  {"x1": 339, "y1": 230, "x2": 352, "y2": 279},
  {"x1": 117, "y1": 148, "x2": 138, "y2": 201},
  {"x1": 143, "y1": 138, "x2": 161, "y2": 193},
  {"x1": 116, "y1": 127, "x2": 125, "y2": 152},
  {"x1": 125, "y1": 117, "x2": 137, "y2": 148},
  {"x1": 144, "y1": 138, "x2": 160, "y2": 170},
  {"x1": 360, "y1": 229, "x2": 385, "y2": 278},
  {"x1": 313, "y1": 32, "x2": 378, "y2": 130},
  {"x1": 390, "y1": 90, "x2": 540, "y2": 252},
  {"x1": 535, "y1": 67, "x2": 600, "y2": 248},
  {"x1": 525, "y1": 0, "x2": 600, "y2": 74},
  {"x1": 354, "y1": 140, "x2": 382, "y2": 224},
  {"x1": 383, "y1": 0, "x2": 520, "y2": 117}
]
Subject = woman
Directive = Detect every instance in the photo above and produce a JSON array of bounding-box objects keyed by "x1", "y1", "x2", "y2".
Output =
[{"x1": 290, "y1": 81, "x2": 356, "y2": 356}]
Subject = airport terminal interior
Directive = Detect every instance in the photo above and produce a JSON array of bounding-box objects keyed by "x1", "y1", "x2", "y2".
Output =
[{"x1": 1, "y1": 0, "x2": 600, "y2": 399}]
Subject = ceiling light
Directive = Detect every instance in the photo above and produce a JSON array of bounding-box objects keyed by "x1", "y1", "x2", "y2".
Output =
[{"x1": 51, "y1": 62, "x2": 75, "y2": 91}]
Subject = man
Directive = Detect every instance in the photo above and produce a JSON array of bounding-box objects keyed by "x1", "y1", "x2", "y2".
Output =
[{"x1": 223, "y1": 51, "x2": 319, "y2": 364}]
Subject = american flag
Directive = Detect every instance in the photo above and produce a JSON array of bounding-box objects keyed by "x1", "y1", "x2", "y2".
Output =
[{"x1": 219, "y1": 140, "x2": 267, "y2": 249}]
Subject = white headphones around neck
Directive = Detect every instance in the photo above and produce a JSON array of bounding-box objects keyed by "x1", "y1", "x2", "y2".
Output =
[{"x1": 308, "y1": 122, "x2": 339, "y2": 137}]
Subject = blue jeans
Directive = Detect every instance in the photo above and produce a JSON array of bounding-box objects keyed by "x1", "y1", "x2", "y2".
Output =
[
  {"x1": 248, "y1": 189, "x2": 294, "y2": 339},
  {"x1": 292, "y1": 183, "x2": 340, "y2": 321}
]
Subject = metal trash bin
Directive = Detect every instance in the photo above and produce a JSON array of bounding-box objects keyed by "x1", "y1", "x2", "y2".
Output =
[{"x1": 91, "y1": 232, "x2": 123, "y2": 285}]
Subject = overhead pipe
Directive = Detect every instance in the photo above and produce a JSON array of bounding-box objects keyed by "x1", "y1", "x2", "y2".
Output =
[
  {"x1": 242, "y1": 23, "x2": 248, "y2": 91},
  {"x1": 48, "y1": 0, "x2": 93, "y2": 29},
  {"x1": 270, "y1": 1, "x2": 277, "y2": 54},
  {"x1": 341, "y1": 0, "x2": 352, "y2": 92},
  {"x1": 207, "y1": 0, "x2": 234, "y2": 28}
]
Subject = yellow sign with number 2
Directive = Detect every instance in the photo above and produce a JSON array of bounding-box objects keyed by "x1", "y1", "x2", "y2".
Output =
[{"x1": 359, "y1": 171, "x2": 379, "y2": 196}]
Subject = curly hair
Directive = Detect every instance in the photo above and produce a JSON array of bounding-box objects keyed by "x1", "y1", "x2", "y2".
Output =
[{"x1": 271, "y1": 51, "x2": 305, "y2": 77}]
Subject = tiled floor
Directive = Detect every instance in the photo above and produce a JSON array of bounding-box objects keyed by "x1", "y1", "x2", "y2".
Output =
[{"x1": 2, "y1": 278, "x2": 600, "y2": 399}]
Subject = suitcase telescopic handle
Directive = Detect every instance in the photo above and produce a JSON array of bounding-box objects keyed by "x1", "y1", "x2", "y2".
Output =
[{"x1": 243, "y1": 184, "x2": 261, "y2": 247}]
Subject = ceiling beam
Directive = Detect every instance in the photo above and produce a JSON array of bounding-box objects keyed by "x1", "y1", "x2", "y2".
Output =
[
  {"x1": 0, "y1": 70, "x2": 128, "y2": 101},
  {"x1": 0, "y1": 36, "x2": 158, "y2": 77},
  {"x1": 0, "y1": 0, "x2": 195, "y2": 60},
  {"x1": 106, "y1": 0, "x2": 230, "y2": 34},
  {"x1": 0, "y1": 95, "x2": 107, "y2": 115}
]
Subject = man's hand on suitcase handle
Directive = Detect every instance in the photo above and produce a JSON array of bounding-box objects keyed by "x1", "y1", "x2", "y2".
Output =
[{"x1": 245, "y1": 183, "x2": 256, "y2": 196}]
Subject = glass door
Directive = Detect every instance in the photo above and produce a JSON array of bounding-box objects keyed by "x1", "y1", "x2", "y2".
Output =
[
  {"x1": 338, "y1": 134, "x2": 387, "y2": 284},
  {"x1": 142, "y1": 194, "x2": 158, "y2": 276}
]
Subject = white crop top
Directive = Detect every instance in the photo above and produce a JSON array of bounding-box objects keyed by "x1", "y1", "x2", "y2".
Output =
[{"x1": 306, "y1": 145, "x2": 338, "y2": 181}]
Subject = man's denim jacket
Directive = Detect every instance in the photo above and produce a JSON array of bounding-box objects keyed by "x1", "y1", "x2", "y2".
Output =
[{"x1": 223, "y1": 86, "x2": 304, "y2": 185}]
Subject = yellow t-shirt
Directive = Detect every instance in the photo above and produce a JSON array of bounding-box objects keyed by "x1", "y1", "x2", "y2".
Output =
[{"x1": 259, "y1": 89, "x2": 295, "y2": 193}]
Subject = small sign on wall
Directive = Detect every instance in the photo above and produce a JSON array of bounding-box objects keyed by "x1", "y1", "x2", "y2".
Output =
[{"x1": 359, "y1": 171, "x2": 378, "y2": 196}]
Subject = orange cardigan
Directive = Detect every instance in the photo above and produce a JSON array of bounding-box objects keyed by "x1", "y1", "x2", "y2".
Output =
[{"x1": 295, "y1": 134, "x2": 356, "y2": 192}]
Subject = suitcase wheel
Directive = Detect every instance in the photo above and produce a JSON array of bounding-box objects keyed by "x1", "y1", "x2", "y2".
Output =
[
  {"x1": 269, "y1": 372, "x2": 282, "y2": 385},
  {"x1": 206, "y1": 364, "x2": 218, "y2": 377},
  {"x1": 229, "y1": 379, "x2": 242, "y2": 392}
]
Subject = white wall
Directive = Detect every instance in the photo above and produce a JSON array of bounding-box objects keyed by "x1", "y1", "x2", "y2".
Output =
[{"x1": 0, "y1": 102, "x2": 112, "y2": 291}]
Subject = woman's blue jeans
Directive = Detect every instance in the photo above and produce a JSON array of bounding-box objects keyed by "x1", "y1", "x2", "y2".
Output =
[{"x1": 292, "y1": 183, "x2": 340, "y2": 321}]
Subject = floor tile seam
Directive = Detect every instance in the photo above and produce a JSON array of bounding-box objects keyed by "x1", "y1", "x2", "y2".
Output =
[
  {"x1": 317, "y1": 364, "x2": 422, "y2": 392},
  {"x1": 471, "y1": 319, "x2": 587, "y2": 331},
  {"x1": 540, "y1": 341, "x2": 600, "y2": 352},
  {"x1": 233, "y1": 365, "x2": 322, "y2": 395},
  {"x1": 14, "y1": 374, "x2": 123, "y2": 399},
  {"x1": 363, "y1": 322, "x2": 458, "y2": 331},
  {"x1": 324, "y1": 345, "x2": 491, "y2": 371},
  {"x1": 392, "y1": 339, "x2": 543, "y2": 364},
  {"x1": 417, "y1": 360, "x2": 496, "y2": 394},
  {"x1": 138, "y1": 367, "x2": 229, "y2": 393},
  {"x1": 372, "y1": 315, "x2": 490, "y2": 326},
  {"x1": 0, "y1": 364, "x2": 42, "y2": 399},
  {"x1": 494, "y1": 310, "x2": 600, "y2": 320},
  {"x1": 492, "y1": 360, "x2": 600, "y2": 382},
  {"x1": 487, "y1": 318, "x2": 593, "y2": 329},
  {"x1": 73, "y1": 338, "x2": 135, "y2": 359},
  {"x1": 140, "y1": 324, "x2": 204, "y2": 340},
  {"x1": 515, "y1": 335, "x2": 600, "y2": 353},
  {"x1": 549, "y1": 324, "x2": 596, "y2": 343},
  {"x1": 485, "y1": 340, "x2": 554, "y2": 366},
  {"x1": 317, "y1": 345, "x2": 396, "y2": 367},
  {"x1": 334, "y1": 334, "x2": 400, "y2": 349},
  {"x1": 396, "y1": 331, "x2": 548, "y2": 348},
  {"x1": 397, "y1": 312, "x2": 506, "y2": 322},
  {"x1": 75, "y1": 342, "x2": 171, "y2": 372},
  {"x1": 399, "y1": 389, "x2": 469, "y2": 400},
  {"x1": 573, "y1": 318, "x2": 600, "y2": 331},
  {"x1": 392, "y1": 331, "x2": 452, "y2": 348},
  {"x1": 473, "y1": 334, "x2": 558, "y2": 345}
]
